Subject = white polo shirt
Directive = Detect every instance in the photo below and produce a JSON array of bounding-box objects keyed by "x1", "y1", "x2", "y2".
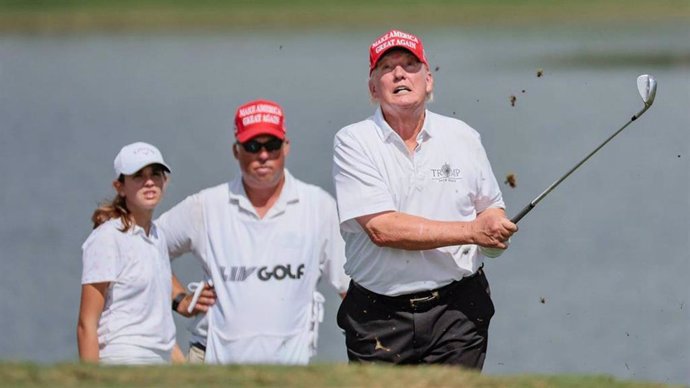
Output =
[
  {"x1": 333, "y1": 107, "x2": 505, "y2": 296},
  {"x1": 157, "y1": 170, "x2": 349, "y2": 365},
  {"x1": 81, "y1": 218, "x2": 175, "y2": 363}
]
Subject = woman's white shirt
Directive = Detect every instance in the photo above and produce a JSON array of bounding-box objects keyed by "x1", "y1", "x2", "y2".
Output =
[{"x1": 81, "y1": 218, "x2": 175, "y2": 363}]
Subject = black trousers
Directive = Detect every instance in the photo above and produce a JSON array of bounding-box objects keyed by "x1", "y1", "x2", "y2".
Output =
[{"x1": 337, "y1": 269, "x2": 494, "y2": 369}]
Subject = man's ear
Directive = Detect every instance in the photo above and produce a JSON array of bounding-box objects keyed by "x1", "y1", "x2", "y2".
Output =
[
  {"x1": 283, "y1": 138, "x2": 290, "y2": 158},
  {"x1": 425, "y1": 66, "x2": 434, "y2": 95},
  {"x1": 368, "y1": 78, "x2": 377, "y2": 99},
  {"x1": 232, "y1": 143, "x2": 239, "y2": 160}
]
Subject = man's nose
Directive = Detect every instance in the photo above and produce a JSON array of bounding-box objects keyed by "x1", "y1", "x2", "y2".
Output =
[
  {"x1": 257, "y1": 148, "x2": 271, "y2": 160},
  {"x1": 393, "y1": 65, "x2": 406, "y2": 79}
]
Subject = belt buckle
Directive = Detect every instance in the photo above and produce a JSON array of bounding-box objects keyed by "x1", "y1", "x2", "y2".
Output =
[{"x1": 409, "y1": 290, "x2": 439, "y2": 308}]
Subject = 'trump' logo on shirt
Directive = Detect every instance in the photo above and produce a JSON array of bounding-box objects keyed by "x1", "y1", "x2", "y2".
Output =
[
  {"x1": 219, "y1": 264, "x2": 305, "y2": 282},
  {"x1": 431, "y1": 163, "x2": 462, "y2": 182}
]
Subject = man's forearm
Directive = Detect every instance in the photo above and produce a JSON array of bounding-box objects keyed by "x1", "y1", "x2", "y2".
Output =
[
  {"x1": 359, "y1": 211, "x2": 475, "y2": 250},
  {"x1": 172, "y1": 275, "x2": 187, "y2": 298},
  {"x1": 358, "y1": 208, "x2": 514, "y2": 250}
]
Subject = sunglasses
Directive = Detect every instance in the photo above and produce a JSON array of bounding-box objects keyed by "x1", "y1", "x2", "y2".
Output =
[{"x1": 239, "y1": 138, "x2": 284, "y2": 153}]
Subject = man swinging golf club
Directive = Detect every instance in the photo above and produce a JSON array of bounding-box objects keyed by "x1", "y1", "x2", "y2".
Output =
[{"x1": 332, "y1": 29, "x2": 517, "y2": 368}]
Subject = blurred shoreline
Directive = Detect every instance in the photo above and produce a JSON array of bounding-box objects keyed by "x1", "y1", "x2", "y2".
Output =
[{"x1": 1, "y1": 0, "x2": 688, "y2": 34}]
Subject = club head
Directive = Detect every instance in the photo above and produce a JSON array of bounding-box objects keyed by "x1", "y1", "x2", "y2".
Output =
[{"x1": 637, "y1": 74, "x2": 657, "y2": 107}]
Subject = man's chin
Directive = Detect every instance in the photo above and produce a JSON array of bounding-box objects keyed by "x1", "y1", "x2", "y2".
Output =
[
  {"x1": 254, "y1": 169, "x2": 273, "y2": 176},
  {"x1": 251, "y1": 175, "x2": 275, "y2": 186},
  {"x1": 385, "y1": 97, "x2": 424, "y2": 110}
]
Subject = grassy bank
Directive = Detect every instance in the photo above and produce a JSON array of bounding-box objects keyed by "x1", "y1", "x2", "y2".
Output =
[
  {"x1": 0, "y1": 362, "x2": 681, "y2": 388},
  {"x1": 0, "y1": 0, "x2": 688, "y2": 33}
]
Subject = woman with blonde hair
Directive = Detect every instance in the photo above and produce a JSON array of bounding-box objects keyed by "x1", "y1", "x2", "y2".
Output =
[{"x1": 77, "y1": 142, "x2": 176, "y2": 364}]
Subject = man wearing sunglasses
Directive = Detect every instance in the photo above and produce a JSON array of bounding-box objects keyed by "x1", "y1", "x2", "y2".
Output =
[
  {"x1": 158, "y1": 99, "x2": 349, "y2": 365},
  {"x1": 332, "y1": 30, "x2": 517, "y2": 369}
]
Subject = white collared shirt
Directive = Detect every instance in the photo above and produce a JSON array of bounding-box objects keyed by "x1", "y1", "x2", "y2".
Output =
[
  {"x1": 333, "y1": 107, "x2": 505, "y2": 296},
  {"x1": 157, "y1": 170, "x2": 349, "y2": 364},
  {"x1": 81, "y1": 218, "x2": 175, "y2": 362}
]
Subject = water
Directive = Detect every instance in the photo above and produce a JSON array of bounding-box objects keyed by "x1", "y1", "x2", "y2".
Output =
[{"x1": 0, "y1": 25, "x2": 688, "y2": 384}]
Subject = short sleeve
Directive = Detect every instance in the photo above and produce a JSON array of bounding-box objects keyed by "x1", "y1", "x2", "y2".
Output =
[
  {"x1": 332, "y1": 128, "x2": 396, "y2": 230},
  {"x1": 156, "y1": 193, "x2": 205, "y2": 259},
  {"x1": 81, "y1": 227, "x2": 120, "y2": 285}
]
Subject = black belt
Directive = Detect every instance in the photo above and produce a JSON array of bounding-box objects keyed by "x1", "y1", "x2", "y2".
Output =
[
  {"x1": 351, "y1": 268, "x2": 483, "y2": 309},
  {"x1": 190, "y1": 342, "x2": 206, "y2": 352}
]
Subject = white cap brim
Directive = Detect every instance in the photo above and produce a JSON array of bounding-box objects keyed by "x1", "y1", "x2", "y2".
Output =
[{"x1": 113, "y1": 142, "x2": 171, "y2": 178}]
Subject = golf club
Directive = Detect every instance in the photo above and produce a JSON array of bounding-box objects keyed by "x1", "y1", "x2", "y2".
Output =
[{"x1": 511, "y1": 74, "x2": 657, "y2": 224}]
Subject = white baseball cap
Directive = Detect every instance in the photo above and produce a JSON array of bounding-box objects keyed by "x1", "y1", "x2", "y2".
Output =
[{"x1": 113, "y1": 142, "x2": 171, "y2": 178}]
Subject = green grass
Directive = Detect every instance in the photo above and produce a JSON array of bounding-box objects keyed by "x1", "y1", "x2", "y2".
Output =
[
  {"x1": 0, "y1": 0, "x2": 688, "y2": 33},
  {"x1": 0, "y1": 362, "x2": 682, "y2": 388}
]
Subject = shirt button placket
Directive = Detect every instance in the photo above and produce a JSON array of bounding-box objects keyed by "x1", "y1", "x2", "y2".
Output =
[{"x1": 413, "y1": 147, "x2": 424, "y2": 191}]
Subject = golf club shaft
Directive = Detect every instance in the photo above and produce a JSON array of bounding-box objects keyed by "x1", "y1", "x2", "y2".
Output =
[{"x1": 511, "y1": 104, "x2": 651, "y2": 224}]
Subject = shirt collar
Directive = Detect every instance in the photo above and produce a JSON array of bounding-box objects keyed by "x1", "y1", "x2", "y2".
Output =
[
  {"x1": 128, "y1": 219, "x2": 159, "y2": 241},
  {"x1": 373, "y1": 106, "x2": 433, "y2": 144},
  {"x1": 228, "y1": 169, "x2": 299, "y2": 218}
]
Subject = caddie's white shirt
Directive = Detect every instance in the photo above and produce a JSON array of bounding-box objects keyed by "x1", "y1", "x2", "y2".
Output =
[
  {"x1": 81, "y1": 218, "x2": 175, "y2": 363},
  {"x1": 333, "y1": 107, "x2": 505, "y2": 296},
  {"x1": 157, "y1": 170, "x2": 348, "y2": 365}
]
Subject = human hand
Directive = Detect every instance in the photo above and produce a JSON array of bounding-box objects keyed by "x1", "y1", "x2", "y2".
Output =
[
  {"x1": 178, "y1": 281, "x2": 216, "y2": 317},
  {"x1": 472, "y1": 209, "x2": 517, "y2": 249},
  {"x1": 479, "y1": 238, "x2": 511, "y2": 258}
]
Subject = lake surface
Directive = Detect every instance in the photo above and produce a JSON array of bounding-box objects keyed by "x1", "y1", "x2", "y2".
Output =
[{"x1": 0, "y1": 24, "x2": 688, "y2": 384}]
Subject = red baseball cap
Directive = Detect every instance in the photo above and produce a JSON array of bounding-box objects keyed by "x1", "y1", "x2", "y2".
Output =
[
  {"x1": 369, "y1": 29, "x2": 428, "y2": 74},
  {"x1": 234, "y1": 99, "x2": 286, "y2": 143}
]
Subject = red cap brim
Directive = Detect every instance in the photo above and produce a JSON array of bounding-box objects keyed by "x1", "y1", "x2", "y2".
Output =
[{"x1": 236, "y1": 125, "x2": 286, "y2": 143}]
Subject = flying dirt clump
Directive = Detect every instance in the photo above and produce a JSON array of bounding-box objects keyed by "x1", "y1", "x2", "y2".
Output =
[{"x1": 504, "y1": 173, "x2": 517, "y2": 188}]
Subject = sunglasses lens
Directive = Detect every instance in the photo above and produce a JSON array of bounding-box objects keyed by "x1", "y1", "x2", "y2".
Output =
[
  {"x1": 241, "y1": 138, "x2": 283, "y2": 153},
  {"x1": 242, "y1": 141, "x2": 260, "y2": 153},
  {"x1": 264, "y1": 138, "x2": 284, "y2": 151}
]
